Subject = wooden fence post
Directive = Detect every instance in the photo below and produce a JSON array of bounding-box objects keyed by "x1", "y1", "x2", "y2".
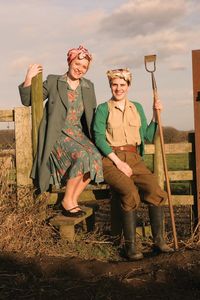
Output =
[
  {"x1": 192, "y1": 50, "x2": 200, "y2": 223},
  {"x1": 15, "y1": 107, "x2": 33, "y2": 206},
  {"x1": 31, "y1": 73, "x2": 43, "y2": 158},
  {"x1": 154, "y1": 132, "x2": 164, "y2": 189}
]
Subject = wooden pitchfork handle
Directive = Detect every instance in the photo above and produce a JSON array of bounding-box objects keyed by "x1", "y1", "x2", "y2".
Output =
[{"x1": 151, "y1": 73, "x2": 179, "y2": 250}]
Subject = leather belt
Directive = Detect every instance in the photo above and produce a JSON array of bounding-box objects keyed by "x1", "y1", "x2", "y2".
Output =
[{"x1": 112, "y1": 145, "x2": 137, "y2": 153}]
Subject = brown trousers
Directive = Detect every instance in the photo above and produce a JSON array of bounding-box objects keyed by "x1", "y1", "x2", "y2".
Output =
[{"x1": 103, "y1": 151, "x2": 167, "y2": 211}]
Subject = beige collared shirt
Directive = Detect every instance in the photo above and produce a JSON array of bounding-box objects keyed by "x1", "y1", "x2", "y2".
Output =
[{"x1": 106, "y1": 99, "x2": 141, "y2": 146}]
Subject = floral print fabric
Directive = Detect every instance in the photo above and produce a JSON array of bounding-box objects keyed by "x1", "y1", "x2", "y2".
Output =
[{"x1": 48, "y1": 82, "x2": 103, "y2": 187}]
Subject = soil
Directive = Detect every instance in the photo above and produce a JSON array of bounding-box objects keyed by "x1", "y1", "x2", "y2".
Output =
[{"x1": 0, "y1": 246, "x2": 200, "y2": 300}]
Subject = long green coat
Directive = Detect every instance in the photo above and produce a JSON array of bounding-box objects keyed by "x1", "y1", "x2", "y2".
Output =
[{"x1": 19, "y1": 74, "x2": 97, "y2": 192}]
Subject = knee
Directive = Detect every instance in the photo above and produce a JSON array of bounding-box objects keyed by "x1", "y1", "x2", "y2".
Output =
[{"x1": 120, "y1": 188, "x2": 141, "y2": 211}]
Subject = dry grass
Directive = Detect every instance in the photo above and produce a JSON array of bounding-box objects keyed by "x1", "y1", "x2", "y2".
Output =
[
  {"x1": 0, "y1": 153, "x2": 119, "y2": 261},
  {"x1": 0, "y1": 155, "x2": 15, "y2": 202},
  {"x1": 0, "y1": 149, "x2": 199, "y2": 262},
  {"x1": 0, "y1": 196, "x2": 119, "y2": 260}
]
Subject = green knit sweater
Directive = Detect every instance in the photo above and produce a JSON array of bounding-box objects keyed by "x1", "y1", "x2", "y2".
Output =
[{"x1": 93, "y1": 101, "x2": 157, "y2": 157}]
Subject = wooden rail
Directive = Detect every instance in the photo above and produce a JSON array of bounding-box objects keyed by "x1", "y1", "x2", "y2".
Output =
[{"x1": 0, "y1": 106, "x2": 195, "y2": 208}]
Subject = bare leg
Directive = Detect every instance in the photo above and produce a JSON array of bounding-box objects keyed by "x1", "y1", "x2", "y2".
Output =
[{"x1": 62, "y1": 172, "x2": 91, "y2": 212}]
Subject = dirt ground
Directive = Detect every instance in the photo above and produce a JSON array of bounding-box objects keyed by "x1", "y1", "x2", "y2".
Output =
[{"x1": 0, "y1": 245, "x2": 200, "y2": 300}]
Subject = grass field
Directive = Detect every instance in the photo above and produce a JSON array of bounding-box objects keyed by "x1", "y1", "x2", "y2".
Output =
[{"x1": 144, "y1": 152, "x2": 193, "y2": 195}]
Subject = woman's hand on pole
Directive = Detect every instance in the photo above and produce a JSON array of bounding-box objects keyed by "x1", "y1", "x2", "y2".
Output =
[{"x1": 23, "y1": 64, "x2": 43, "y2": 87}]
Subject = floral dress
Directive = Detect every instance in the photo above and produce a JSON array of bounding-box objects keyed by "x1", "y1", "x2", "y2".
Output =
[{"x1": 48, "y1": 81, "x2": 103, "y2": 188}]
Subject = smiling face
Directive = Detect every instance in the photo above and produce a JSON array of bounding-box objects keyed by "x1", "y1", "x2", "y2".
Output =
[
  {"x1": 110, "y1": 77, "x2": 130, "y2": 102},
  {"x1": 68, "y1": 57, "x2": 89, "y2": 80}
]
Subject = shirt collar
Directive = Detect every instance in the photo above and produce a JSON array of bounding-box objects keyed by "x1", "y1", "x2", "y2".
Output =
[{"x1": 109, "y1": 98, "x2": 132, "y2": 110}]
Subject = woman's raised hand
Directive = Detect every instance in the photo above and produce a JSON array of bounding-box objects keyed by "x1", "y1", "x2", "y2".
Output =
[{"x1": 23, "y1": 64, "x2": 43, "y2": 87}]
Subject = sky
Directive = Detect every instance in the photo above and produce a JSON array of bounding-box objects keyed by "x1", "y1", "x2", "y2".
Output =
[{"x1": 1, "y1": 0, "x2": 200, "y2": 131}]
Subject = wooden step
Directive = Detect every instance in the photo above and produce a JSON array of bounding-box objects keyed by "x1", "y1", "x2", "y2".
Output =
[{"x1": 49, "y1": 206, "x2": 93, "y2": 242}]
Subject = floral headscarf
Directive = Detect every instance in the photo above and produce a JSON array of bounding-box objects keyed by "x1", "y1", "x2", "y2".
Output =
[
  {"x1": 67, "y1": 45, "x2": 92, "y2": 65},
  {"x1": 107, "y1": 68, "x2": 132, "y2": 85}
]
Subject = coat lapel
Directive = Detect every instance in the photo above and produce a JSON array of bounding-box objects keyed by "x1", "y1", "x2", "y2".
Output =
[
  {"x1": 58, "y1": 75, "x2": 69, "y2": 110},
  {"x1": 81, "y1": 78, "x2": 91, "y2": 114},
  {"x1": 81, "y1": 78, "x2": 93, "y2": 137}
]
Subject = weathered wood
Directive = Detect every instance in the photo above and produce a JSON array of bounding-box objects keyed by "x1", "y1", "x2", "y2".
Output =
[
  {"x1": 14, "y1": 107, "x2": 33, "y2": 206},
  {"x1": 192, "y1": 49, "x2": 200, "y2": 221},
  {"x1": 164, "y1": 143, "x2": 192, "y2": 154},
  {"x1": 145, "y1": 143, "x2": 192, "y2": 157},
  {"x1": 0, "y1": 109, "x2": 14, "y2": 122},
  {"x1": 31, "y1": 73, "x2": 43, "y2": 158},
  {"x1": 154, "y1": 133, "x2": 164, "y2": 188},
  {"x1": 0, "y1": 149, "x2": 15, "y2": 157},
  {"x1": 166, "y1": 195, "x2": 194, "y2": 206},
  {"x1": 167, "y1": 170, "x2": 193, "y2": 181},
  {"x1": 51, "y1": 183, "x2": 109, "y2": 192},
  {"x1": 49, "y1": 206, "x2": 93, "y2": 241}
]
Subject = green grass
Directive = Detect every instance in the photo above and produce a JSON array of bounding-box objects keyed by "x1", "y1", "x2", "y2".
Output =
[{"x1": 144, "y1": 153, "x2": 193, "y2": 195}]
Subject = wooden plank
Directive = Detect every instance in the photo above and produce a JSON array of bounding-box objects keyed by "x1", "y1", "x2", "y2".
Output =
[
  {"x1": 167, "y1": 170, "x2": 193, "y2": 181},
  {"x1": 163, "y1": 195, "x2": 194, "y2": 206},
  {"x1": 0, "y1": 109, "x2": 14, "y2": 122},
  {"x1": 15, "y1": 107, "x2": 33, "y2": 206},
  {"x1": 145, "y1": 143, "x2": 192, "y2": 155},
  {"x1": 50, "y1": 206, "x2": 93, "y2": 226},
  {"x1": 48, "y1": 189, "x2": 110, "y2": 205},
  {"x1": 31, "y1": 73, "x2": 43, "y2": 158},
  {"x1": 51, "y1": 183, "x2": 109, "y2": 193},
  {"x1": 154, "y1": 133, "x2": 164, "y2": 188},
  {"x1": 164, "y1": 143, "x2": 192, "y2": 154},
  {"x1": 192, "y1": 49, "x2": 200, "y2": 220},
  {"x1": 0, "y1": 149, "x2": 15, "y2": 156}
]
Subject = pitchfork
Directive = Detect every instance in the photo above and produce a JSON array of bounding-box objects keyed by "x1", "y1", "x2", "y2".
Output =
[{"x1": 144, "y1": 54, "x2": 178, "y2": 250}]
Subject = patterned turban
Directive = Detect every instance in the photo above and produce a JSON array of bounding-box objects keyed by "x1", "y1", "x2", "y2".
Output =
[
  {"x1": 107, "y1": 68, "x2": 132, "y2": 85},
  {"x1": 67, "y1": 45, "x2": 92, "y2": 65}
]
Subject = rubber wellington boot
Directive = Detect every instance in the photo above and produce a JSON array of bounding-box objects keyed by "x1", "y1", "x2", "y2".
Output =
[
  {"x1": 148, "y1": 205, "x2": 173, "y2": 253},
  {"x1": 122, "y1": 210, "x2": 143, "y2": 261}
]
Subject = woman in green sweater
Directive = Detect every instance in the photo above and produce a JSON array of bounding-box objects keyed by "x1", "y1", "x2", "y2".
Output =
[{"x1": 93, "y1": 68, "x2": 172, "y2": 260}]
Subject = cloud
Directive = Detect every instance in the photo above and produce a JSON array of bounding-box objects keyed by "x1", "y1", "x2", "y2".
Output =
[
  {"x1": 99, "y1": 0, "x2": 187, "y2": 38},
  {"x1": 90, "y1": 0, "x2": 200, "y2": 71},
  {"x1": 0, "y1": 0, "x2": 198, "y2": 130}
]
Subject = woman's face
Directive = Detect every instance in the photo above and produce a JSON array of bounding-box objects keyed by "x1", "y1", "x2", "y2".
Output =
[
  {"x1": 68, "y1": 57, "x2": 89, "y2": 80},
  {"x1": 110, "y1": 77, "x2": 129, "y2": 102}
]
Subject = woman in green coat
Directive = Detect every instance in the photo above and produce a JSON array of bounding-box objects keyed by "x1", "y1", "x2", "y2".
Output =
[{"x1": 19, "y1": 45, "x2": 103, "y2": 217}]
